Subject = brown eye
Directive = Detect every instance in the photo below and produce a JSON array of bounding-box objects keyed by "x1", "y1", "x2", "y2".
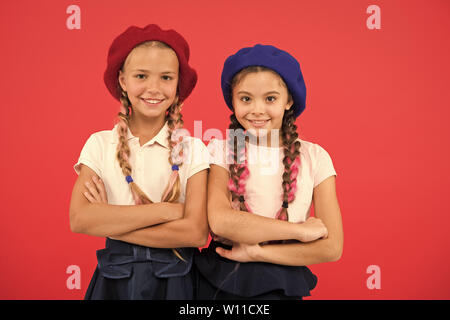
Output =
[
  {"x1": 266, "y1": 96, "x2": 276, "y2": 102},
  {"x1": 240, "y1": 96, "x2": 251, "y2": 102}
]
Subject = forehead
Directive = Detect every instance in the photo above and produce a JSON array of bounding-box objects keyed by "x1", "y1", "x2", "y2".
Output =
[
  {"x1": 234, "y1": 71, "x2": 288, "y2": 93},
  {"x1": 123, "y1": 45, "x2": 179, "y2": 71}
]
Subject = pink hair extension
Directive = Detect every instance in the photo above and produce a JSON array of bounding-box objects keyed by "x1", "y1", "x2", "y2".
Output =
[
  {"x1": 287, "y1": 157, "x2": 300, "y2": 202},
  {"x1": 275, "y1": 207, "x2": 288, "y2": 221},
  {"x1": 161, "y1": 170, "x2": 179, "y2": 201},
  {"x1": 244, "y1": 201, "x2": 253, "y2": 213},
  {"x1": 230, "y1": 199, "x2": 241, "y2": 211},
  {"x1": 237, "y1": 163, "x2": 249, "y2": 195},
  {"x1": 228, "y1": 178, "x2": 238, "y2": 193}
]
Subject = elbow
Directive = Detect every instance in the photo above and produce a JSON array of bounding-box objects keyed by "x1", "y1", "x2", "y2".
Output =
[
  {"x1": 183, "y1": 213, "x2": 209, "y2": 247},
  {"x1": 207, "y1": 207, "x2": 224, "y2": 237},
  {"x1": 69, "y1": 207, "x2": 85, "y2": 234},
  {"x1": 193, "y1": 231, "x2": 209, "y2": 248},
  {"x1": 192, "y1": 221, "x2": 210, "y2": 248},
  {"x1": 69, "y1": 210, "x2": 80, "y2": 233},
  {"x1": 328, "y1": 242, "x2": 343, "y2": 262}
]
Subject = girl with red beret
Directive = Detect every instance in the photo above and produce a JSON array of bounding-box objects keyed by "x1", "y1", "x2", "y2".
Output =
[
  {"x1": 194, "y1": 44, "x2": 344, "y2": 299},
  {"x1": 69, "y1": 24, "x2": 210, "y2": 299}
]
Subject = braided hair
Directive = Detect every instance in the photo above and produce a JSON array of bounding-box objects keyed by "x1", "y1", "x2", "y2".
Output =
[
  {"x1": 116, "y1": 40, "x2": 187, "y2": 260},
  {"x1": 227, "y1": 66, "x2": 302, "y2": 222}
]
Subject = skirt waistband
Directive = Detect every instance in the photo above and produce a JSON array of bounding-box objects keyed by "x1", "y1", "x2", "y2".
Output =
[{"x1": 96, "y1": 238, "x2": 195, "y2": 279}]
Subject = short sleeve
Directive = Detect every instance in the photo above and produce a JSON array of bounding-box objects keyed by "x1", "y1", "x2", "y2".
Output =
[
  {"x1": 73, "y1": 134, "x2": 103, "y2": 177},
  {"x1": 313, "y1": 145, "x2": 337, "y2": 188},
  {"x1": 186, "y1": 138, "x2": 210, "y2": 179},
  {"x1": 207, "y1": 139, "x2": 229, "y2": 171}
]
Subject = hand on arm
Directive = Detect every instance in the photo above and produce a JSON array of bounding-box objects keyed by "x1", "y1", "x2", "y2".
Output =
[
  {"x1": 107, "y1": 170, "x2": 209, "y2": 248},
  {"x1": 216, "y1": 176, "x2": 343, "y2": 266},
  {"x1": 208, "y1": 164, "x2": 328, "y2": 245},
  {"x1": 69, "y1": 165, "x2": 183, "y2": 237}
]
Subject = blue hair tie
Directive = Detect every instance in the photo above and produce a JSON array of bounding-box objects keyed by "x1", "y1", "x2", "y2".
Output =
[
  {"x1": 125, "y1": 175, "x2": 133, "y2": 184},
  {"x1": 172, "y1": 165, "x2": 179, "y2": 171}
]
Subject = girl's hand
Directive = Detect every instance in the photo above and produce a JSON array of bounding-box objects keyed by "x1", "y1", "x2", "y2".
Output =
[
  {"x1": 215, "y1": 242, "x2": 261, "y2": 263},
  {"x1": 298, "y1": 217, "x2": 328, "y2": 242},
  {"x1": 83, "y1": 176, "x2": 108, "y2": 204}
]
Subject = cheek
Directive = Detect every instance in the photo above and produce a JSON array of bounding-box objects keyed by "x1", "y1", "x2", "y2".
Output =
[
  {"x1": 268, "y1": 106, "x2": 286, "y2": 126},
  {"x1": 233, "y1": 105, "x2": 248, "y2": 122},
  {"x1": 126, "y1": 81, "x2": 146, "y2": 96},
  {"x1": 164, "y1": 81, "x2": 178, "y2": 97}
]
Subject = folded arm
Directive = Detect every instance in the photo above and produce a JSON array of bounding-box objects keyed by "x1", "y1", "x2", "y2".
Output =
[
  {"x1": 111, "y1": 170, "x2": 209, "y2": 248},
  {"x1": 207, "y1": 165, "x2": 328, "y2": 245},
  {"x1": 69, "y1": 164, "x2": 183, "y2": 237},
  {"x1": 216, "y1": 175, "x2": 344, "y2": 266}
]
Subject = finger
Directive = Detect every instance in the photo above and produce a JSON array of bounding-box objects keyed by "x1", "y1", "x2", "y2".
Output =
[
  {"x1": 85, "y1": 181, "x2": 101, "y2": 202},
  {"x1": 92, "y1": 176, "x2": 107, "y2": 203},
  {"x1": 83, "y1": 190, "x2": 97, "y2": 203},
  {"x1": 215, "y1": 247, "x2": 231, "y2": 259}
]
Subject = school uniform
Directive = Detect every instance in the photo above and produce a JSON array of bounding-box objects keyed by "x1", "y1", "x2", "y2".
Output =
[
  {"x1": 194, "y1": 138, "x2": 337, "y2": 300},
  {"x1": 73, "y1": 122, "x2": 210, "y2": 300}
]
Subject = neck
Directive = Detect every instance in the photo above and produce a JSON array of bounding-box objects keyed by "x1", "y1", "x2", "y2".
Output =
[
  {"x1": 128, "y1": 114, "x2": 166, "y2": 144},
  {"x1": 246, "y1": 129, "x2": 283, "y2": 148}
]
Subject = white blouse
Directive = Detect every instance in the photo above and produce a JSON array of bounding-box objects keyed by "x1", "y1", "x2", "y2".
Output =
[
  {"x1": 74, "y1": 122, "x2": 210, "y2": 204},
  {"x1": 207, "y1": 138, "x2": 337, "y2": 223}
]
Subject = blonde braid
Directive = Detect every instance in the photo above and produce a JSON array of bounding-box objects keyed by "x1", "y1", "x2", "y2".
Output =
[
  {"x1": 162, "y1": 98, "x2": 184, "y2": 203},
  {"x1": 117, "y1": 90, "x2": 153, "y2": 204}
]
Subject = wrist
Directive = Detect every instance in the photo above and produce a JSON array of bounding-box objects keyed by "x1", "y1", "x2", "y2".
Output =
[
  {"x1": 295, "y1": 223, "x2": 307, "y2": 242},
  {"x1": 249, "y1": 243, "x2": 264, "y2": 262}
]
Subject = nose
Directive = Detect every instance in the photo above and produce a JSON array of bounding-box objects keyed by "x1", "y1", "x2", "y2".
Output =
[
  {"x1": 144, "y1": 76, "x2": 161, "y2": 94},
  {"x1": 251, "y1": 99, "x2": 266, "y2": 115}
]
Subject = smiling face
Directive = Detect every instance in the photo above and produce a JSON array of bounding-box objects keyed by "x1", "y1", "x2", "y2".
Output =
[
  {"x1": 118, "y1": 43, "x2": 179, "y2": 123},
  {"x1": 231, "y1": 68, "x2": 292, "y2": 145}
]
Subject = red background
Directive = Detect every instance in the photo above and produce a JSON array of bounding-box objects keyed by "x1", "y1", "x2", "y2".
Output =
[{"x1": 1, "y1": 0, "x2": 449, "y2": 299}]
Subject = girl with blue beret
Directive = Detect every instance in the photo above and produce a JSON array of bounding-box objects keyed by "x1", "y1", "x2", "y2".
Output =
[{"x1": 194, "y1": 44, "x2": 344, "y2": 299}]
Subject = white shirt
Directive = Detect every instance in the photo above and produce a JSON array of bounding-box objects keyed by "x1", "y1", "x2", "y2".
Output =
[
  {"x1": 74, "y1": 122, "x2": 210, "y2": 204},
  {"x1": 208, "y1": 138, "x2": 337, "y2": 223}
]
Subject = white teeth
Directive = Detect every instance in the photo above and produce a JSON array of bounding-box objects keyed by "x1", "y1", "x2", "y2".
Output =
[
  {"x1": 144, "y1": 99, "x2": 162, "y2": 104},
  {"x1": 251, "y1": 120, "x2": 268, "y2": 124}
]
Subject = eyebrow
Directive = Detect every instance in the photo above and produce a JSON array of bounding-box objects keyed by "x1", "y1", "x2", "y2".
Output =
[
  {"x1": 237, "y1": 90, "x2": 280, "y2": 95},
  {"x1": 133, "y1": 69, "x2": 177, "y2": 74},
  {"x1": 265, "y1": 91, "x2": 281, "y2": 95}
]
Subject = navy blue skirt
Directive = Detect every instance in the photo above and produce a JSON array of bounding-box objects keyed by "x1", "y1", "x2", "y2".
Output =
[
  {"x1": 85, "y1": 238, "x2": 196, "y2": 300},
  {"x1": 194, "y1": 241, "x2": 317, "y2": 300}
]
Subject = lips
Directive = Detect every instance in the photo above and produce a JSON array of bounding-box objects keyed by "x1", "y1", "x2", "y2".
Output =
[
  {"x1": 141, "y1": 98, "x2": 164, "y2": 106},
  {"x1": 247, "y1": 119, "x2": 270, "y2": 128}
]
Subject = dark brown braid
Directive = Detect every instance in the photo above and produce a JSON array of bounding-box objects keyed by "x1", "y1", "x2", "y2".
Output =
[{"x1": 278, "y1": 108, "x2": 301, "y2": 221}]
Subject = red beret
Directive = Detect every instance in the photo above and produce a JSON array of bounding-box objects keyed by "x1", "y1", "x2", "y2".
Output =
[{"x1": 104, "y1": 24, "x2": 197, "y2": 103}]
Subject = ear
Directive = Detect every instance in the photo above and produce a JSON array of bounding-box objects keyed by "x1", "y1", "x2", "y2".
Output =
[
  {"x1": 118, "y1": 70, "x2": 127, "y2": 93},
  {"x1": 285, "y1": 94, "x2": 293, "y2": 111}
]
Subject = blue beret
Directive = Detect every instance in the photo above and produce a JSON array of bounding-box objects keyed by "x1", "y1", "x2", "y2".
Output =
[{"x1": 221, "y1": 44, "x2": 306, "y2": 118}]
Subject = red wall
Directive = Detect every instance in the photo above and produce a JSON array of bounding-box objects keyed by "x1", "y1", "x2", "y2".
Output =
[{"x1": 1, "y1": 0, "x2": 449, "y2": 299}]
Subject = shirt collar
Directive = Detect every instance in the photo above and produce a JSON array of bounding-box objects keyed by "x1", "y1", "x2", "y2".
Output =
[{"x1": 111, "y1": 121, "x2": 170, "y2": 149}]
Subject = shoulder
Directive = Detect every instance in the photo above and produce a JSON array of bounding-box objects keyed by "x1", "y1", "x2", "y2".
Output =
[
  {"x1": 206, "y1": 138, "x2": 226, "y2": 151},
  {"x1": 78, "y1": 126, "x2": 118, "y2": 157},
  {"x1": 183, "y1": 136, "x2": 210, "y2": 167},
  {"x1": 84, "y1": 126, "x2": 117, "y2": 146},
  {"x1": 298, "y1": 138, "x2": 332, "y2": 158},
  {"x1": 184, "y1": 135, "x2": 208, "y2": 149},
  {"x1": 206, "y1": 138, "x2": 228, "y2": 160}
]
